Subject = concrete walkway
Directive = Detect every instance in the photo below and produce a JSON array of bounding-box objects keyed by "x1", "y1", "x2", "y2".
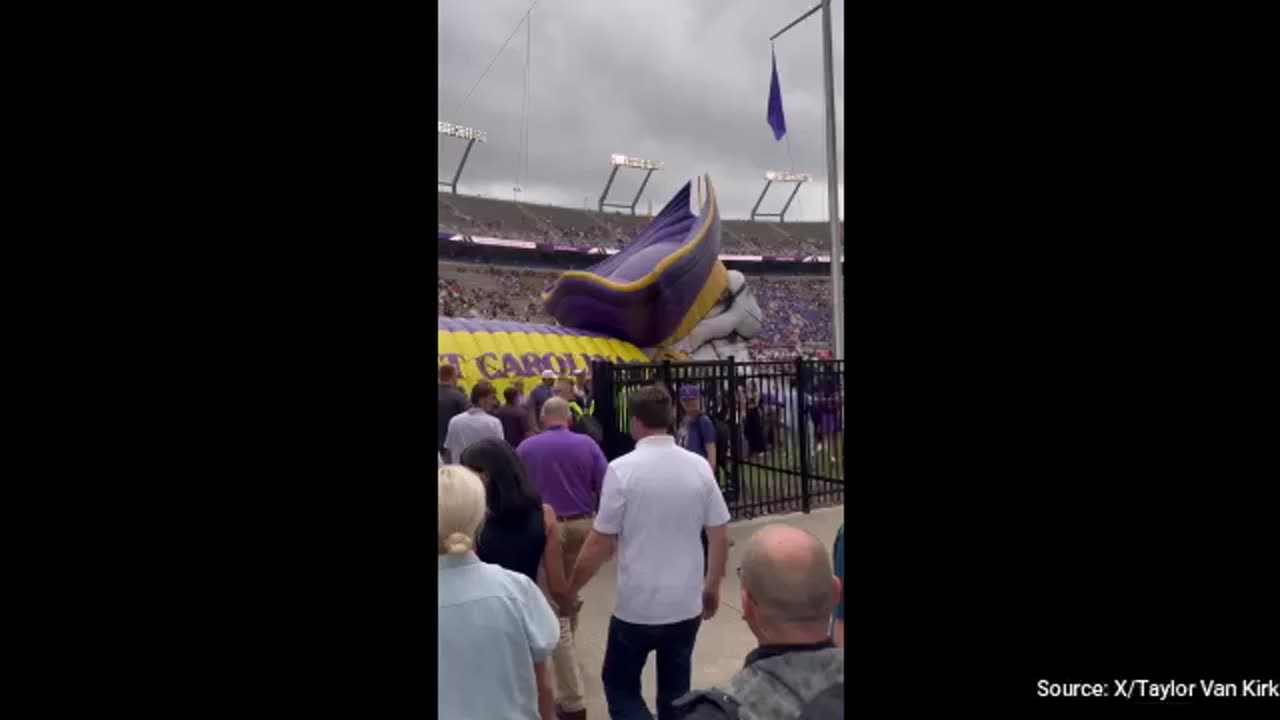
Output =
[{"x1": 568, "y1": 506, "x2": 844, "y2": 718}]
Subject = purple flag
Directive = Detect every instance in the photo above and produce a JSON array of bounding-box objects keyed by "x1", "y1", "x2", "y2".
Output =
[{"x1": 767, "y1": 48, "x2": 787, "y2": 141}]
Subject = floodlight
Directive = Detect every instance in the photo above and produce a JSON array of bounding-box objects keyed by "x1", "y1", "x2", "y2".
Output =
[
  {"x1": 600, "y1": 152, "x2": 663, "y2": 214},
  {"x1": 750, "y1": 170, "x2": 811, "y2": 222},
  {"x1": 765, "y1": 171, "x2": 811, "y2": 183},
  {"x1": 437, "y1": 120, "x2": 487, "y2": 194},
  {"x1": 610, "y1": 154, "x2": 662, "y2": 171},
  {"x1": 437, "y1": 121, "x2": 487, "y2": 143}
]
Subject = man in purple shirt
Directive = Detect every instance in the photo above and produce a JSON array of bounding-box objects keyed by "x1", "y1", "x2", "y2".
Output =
[
  {"x1": 518, "y1": 396, "x2": 608, "y2": 720},
  {"x1": 494, "y1": 386, "x2": 533, "y2": 448}
]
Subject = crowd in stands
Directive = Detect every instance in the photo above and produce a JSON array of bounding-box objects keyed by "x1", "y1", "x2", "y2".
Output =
[
  {"x1": 439, "y1": 191, "x2": 841, "y2": 256},
  {"x1": 554, "y1": 225, "x2": 621, "y2": 247},
  {"x1": 439, "y1": 192, "x2": 626, "y2": 249},
  {"x1": 748, "y1": 344, "x2": 832, "y2": 362},
  {"x1": 750, "y1": 276, "x2": 836, "y2": 347},
  {"x1": 439, "y1": 264, "x2": 556, "y2": 324},
  {"x1": 452, "y1": 219, "x2": 623, "y2": 248},
  {"x1": 439, "y1": 262, "x2": 835, "y2": 352}
]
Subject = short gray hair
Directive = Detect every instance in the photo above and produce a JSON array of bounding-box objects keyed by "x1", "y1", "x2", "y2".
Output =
[{"x1": 542, "y1": 397, "x2": 571, "y2": 420}]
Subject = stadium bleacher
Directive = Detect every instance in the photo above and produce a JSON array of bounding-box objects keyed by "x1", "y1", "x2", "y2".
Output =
[
  {"x1": 442, "y1": 193, "x2": 549, "y2": 241},
  {"x1": 438, "y1": 191, "x2": 841, "y2": 255}
]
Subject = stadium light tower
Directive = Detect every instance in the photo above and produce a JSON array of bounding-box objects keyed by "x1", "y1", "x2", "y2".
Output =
[
  {"x1": 750, "y1": 171, "x2": 812, "y2": 223},
  {"x1": 599, "y1": 153, "x2": 661, "y2": 215},
  {"x1": 437, "y1": 121, "x2": 487, "y2": 195}
]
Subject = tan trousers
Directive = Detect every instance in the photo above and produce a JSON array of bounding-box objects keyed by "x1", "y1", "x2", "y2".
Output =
[{"x1": 540, "y1": 516, "x2": 592, "y2": 713}]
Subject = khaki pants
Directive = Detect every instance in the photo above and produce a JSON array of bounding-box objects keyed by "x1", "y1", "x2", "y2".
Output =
[{"x1": 540, "y1": 516, "x2": 593, "y2": 713}]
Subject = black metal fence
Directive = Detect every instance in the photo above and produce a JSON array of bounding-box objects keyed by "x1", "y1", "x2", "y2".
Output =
[{"x1": 590, "y1": 357, "x2": 845, "y2": 520}]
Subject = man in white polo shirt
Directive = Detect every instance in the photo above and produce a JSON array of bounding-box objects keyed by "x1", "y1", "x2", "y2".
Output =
[
  {"x1": 443, "y1": 380, "x2": 503, "y2": 463},
  {"x1": 568, "y1": 384, "x2": 731, "y2": 720}
]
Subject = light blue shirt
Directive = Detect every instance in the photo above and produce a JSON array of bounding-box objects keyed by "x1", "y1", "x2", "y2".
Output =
[{"x1": 438, "y1": 552, "x2": 560, "y2": 720}]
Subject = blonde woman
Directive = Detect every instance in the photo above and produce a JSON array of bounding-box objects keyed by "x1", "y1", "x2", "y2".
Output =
[
  {"x1": 438, "y1": 465, "x2": 560, "y2": 720},
  {"x1": 461, "y1": 437, "x2": 584, "y2": 720}
]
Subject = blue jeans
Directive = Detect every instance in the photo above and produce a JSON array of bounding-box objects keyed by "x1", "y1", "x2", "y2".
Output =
[{"x1": 601, "y1": 615, "x2": 702, "y2": 720}]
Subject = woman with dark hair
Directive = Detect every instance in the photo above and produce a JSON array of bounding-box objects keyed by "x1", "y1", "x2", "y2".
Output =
[
  {"x1": 459, "y1": 439, "x2": 571, "y2": 604},
  {"x1": 459, "y1": 438, "x2": 581, "y2": 719}
]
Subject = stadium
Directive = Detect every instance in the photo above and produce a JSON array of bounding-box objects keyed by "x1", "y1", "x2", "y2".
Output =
[
  {"x1": 437, "y1": 3, "x2": 847, "y2": 718},
  {"x1": 435, "y1": 0, "x2": 847, "y2": 516}
]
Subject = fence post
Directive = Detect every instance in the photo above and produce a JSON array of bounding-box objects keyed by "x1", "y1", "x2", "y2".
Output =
[
  {"x1": 660, "y1": 359, "x2": 674, "y2": 433},
  {"x1": 592, "y1": 360, "x2": 617, "y2": 459},
  {"x1": 727, "y1": 355, "x2": 740, "y2": 503},
  {"x1": 796, "y1": 357, "x2": 812, "y2": 513}
]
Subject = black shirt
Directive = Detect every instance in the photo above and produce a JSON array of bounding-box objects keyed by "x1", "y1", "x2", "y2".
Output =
[
  {"x1": 476, "y1": 508, "x2": 546, "y2": 583},
  {"x1": 494, "y1": 403, "x2": 532, "y2": 448},
  {"x1": 437, "y1": 384, "x2": 469, "y2": 451}
]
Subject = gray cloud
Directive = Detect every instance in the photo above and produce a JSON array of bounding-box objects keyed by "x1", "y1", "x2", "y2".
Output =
[{"x1": 438, "y1": 0, "x2": 844, "y2": 222}]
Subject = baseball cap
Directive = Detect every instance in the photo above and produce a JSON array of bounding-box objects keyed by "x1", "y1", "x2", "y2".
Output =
[
  {"x1": 679, "y1": 385, "x2": 702, "y2": 400},
  {"x1": 541, "y1": 370, "x2": 557, "y2": 379}
]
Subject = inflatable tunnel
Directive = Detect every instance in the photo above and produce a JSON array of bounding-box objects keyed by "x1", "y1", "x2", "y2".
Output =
[{"x1": 437, "y1": 317, "x2": 649, "y2": 397}]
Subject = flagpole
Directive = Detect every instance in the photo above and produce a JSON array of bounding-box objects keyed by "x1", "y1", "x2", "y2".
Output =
[
  {"x1": 771, "y1": 1, "x2": 843, "y2": 360},
  {"x1": 769, "y1": 3, "x2": 822, "y2": 41},
  {"x1": 820, "y1": 0, "x2": 843, "y2": 361}
]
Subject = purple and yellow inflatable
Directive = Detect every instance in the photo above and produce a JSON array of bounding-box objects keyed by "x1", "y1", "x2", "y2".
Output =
[
  {"x1": 542, "y1": 178, "x2": 727, "y2": 349},
  {"x1": 437, "y1": 318, "x2": 648, "y2": 396},
  {"x1": 438, "y1": 175, "x2": 764, "y2": 392}
]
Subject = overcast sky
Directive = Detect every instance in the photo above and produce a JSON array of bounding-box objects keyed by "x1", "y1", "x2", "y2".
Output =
[{"x1": 438, "y1": 0, "x2": 844, "y2": 222}]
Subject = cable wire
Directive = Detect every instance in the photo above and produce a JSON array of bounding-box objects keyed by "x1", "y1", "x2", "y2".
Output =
[{"x1": 452, "y1": 0, "x2": 545, "y2": 122}]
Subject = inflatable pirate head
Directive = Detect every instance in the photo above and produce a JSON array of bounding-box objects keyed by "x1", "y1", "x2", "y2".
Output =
[{"x1": 543, "y1": 176, "x2": 762, "y2": 361}]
